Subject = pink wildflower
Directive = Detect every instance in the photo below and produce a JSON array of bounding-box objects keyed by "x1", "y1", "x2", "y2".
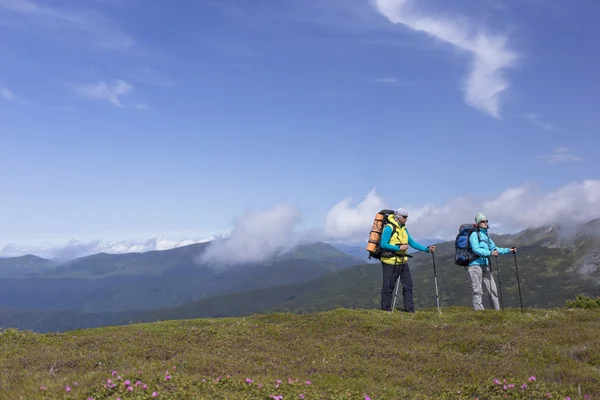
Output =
[
  {"x1": 124, "y1": 380, "x2": 131, "y2": 386},
  {"x1": 306, "y1": 380, "x2": 311, "y2": 385},
  {"x1": 529, "y1": 376, "x2": 536, "y2": 382},
  {"x1": 503, "y1": 385, "x2": 508, "y2": 390},
  {"x1": 143, "y1": 384, "x2": 148, "y2": 390},
  {"x1": 289, "y1": 378, "x2": 294, "y2": 384},
  {"x1": 128, "y1": 386, "x2": 133, "y2": 392},
  {"x1": 165, "y1": 374, "x2": 171, "y2": 381},
  {"x1": 246, "y1": 378, "x2": 253, "y2": 384},
  {"x1": 39, "y1": 386, "x2": 46, "y2": 391},
  {"x1": 65, "y1": 386, "x2": 71, "y2": 392},
  {"x1": 365, "y1": 396, "x2": 372, "y2": 400},
  {"x1": 152, "y1": 392, "x2": 158, "y2": 397},
  {"x1": 493, "y1": 378, "x2": 501, "y2": 385},
  {"x1": 508, "y1": 384, "x2": 515, "y2": 389},
  {"x1": 112, "y1": 371, "x2": 117, "y2": 376},
  {"x1": 521, "y1": 384, "x2": 528, "y2": 389},
  {"x1": 299, "y1": 395, "x2": 305, "y2": 399}
]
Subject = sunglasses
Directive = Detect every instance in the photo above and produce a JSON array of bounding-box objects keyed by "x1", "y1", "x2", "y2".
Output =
[
  {"x1": 480, "y1": 220, "x2": 488, "y2": 223},
  {"x1": 399, "y1": 215, "x2": 408, "y2": 219}
]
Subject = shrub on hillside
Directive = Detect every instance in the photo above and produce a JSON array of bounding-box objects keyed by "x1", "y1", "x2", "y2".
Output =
[{"x1": 565, "y1": 295, "x2": 600, "y2": 309}]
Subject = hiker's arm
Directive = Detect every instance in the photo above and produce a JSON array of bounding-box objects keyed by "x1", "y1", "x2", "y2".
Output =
[
  {"x1": 380, "y1": 225, "x2": 401, "y2": 252},
  {"x1": 489, "y1": 237, "x2": 511, "y2": 255},
  {"x1": 470, "y1": 232, "x2": 491, "y2": 257},
  {"x1": 407, "y1": 229, "x2": 429, "y2": 252}
]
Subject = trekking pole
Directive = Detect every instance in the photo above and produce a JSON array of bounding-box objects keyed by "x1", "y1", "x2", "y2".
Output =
[
  {"x1": 513, "y1": 252, "x2": 524, "y2": 314},
  {"x1": 431, "y1": 251, "x2": 441, "y2": 314},
  {"x1": 391, "y1": 274, "x2": 400, "y2": 312},
  {"x1": 493, "y1": 256, "x2": 504, "y2": 311}
]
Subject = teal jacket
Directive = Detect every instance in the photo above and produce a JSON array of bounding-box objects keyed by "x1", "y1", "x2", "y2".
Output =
[
  {"x1": 468, "y1": 228, "x2": 511, "y2": 266},
  {"x1": 380, "y1": 224, "x2": 430, "y2": 253}
]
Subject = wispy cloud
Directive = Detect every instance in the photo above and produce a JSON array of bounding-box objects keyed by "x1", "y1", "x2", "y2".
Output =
[
  {"x1": 0, "y1": 0, "x2": 134, "y2": 51},
  {"x1": 522, "y1": 113, "x2": 555, "y2": 131},
  {"x1": 1, "y1": 86, "x2": 15, "y2": 100},
  {"x1": 373, "y1": 0, "x2": 518, "y2": 119},
  {"x1": 535, "y1": 147, "x2": 583, "y2": 164},
  {"x1": 369, "y1": 76, "x2": 411, "y2": 86},
  {"x1": 75, "y1": 79, "x2": 134, "y2": 107}
]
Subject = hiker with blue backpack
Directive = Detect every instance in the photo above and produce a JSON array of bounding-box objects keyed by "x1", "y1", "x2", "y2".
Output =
[
  {"x1": 456, "y1": 213, "x2": 517, "y2": 311},
  {"x1": 374, "y1": 208, "x2": 435, "y2": 313}
]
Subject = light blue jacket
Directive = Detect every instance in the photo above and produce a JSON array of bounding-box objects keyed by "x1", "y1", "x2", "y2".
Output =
[{"x1": 468, "y1": 228, "x2": 511, "y2": 267}]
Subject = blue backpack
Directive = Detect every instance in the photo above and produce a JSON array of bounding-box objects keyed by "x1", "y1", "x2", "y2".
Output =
[{"x1": 454, "y1": 224, "x2": 480, "y2": 266}]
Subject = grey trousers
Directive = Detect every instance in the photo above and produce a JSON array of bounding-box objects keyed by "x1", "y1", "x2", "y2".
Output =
[{"x1": 467, "y1": 265, "x2": 500, "y2": 310}]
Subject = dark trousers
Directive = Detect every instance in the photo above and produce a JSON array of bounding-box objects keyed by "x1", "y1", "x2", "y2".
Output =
[{"x1": 381, "y1": 261, "x2": 414, "y2": 312}]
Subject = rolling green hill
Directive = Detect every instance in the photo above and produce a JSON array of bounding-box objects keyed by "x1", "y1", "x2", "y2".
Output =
[{"x1": 1, "y1": 308, "x2": 598, "y2": 399}]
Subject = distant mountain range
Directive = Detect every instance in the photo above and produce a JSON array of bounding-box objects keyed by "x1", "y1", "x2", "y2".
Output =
[
  {"x1": 0, "y1": 241, "x2": 363, "y2": 313},
  {"x1": 1, "y1": 219, "x2": 599, "y2": 333}
]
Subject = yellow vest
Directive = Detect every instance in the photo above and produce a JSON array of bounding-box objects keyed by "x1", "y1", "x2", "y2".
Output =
[{"x1": 380, "y1": 214, "x2": 409, "y2": 265}]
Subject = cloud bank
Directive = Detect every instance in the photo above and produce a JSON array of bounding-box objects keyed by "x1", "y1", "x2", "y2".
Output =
[
  {"x1": 373, "y1": 0, "x2": 518, "y2": 118},
  {"x1": 4, "y1": 180, "x2": 600, "y2": 264},
  {"x1": 326, "y1": 180, "x2": 600, "y2": 242},
  {"x1": 0, "y1": 237, "x2": 214, "y2": 260}
]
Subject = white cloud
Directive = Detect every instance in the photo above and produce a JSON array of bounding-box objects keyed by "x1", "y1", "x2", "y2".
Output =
[
  {"x1": 198, "y1": 204, "x2": 312, "y2": 267},
  {"x1": 1, "y1": 86, "x2": 15, "y2": 100},
  {"x1": 373, "y1": 0, "x2": 518, "y2": 119},
  {"x1": 323, "y1": 188, "x2": 387, "y2": 240},
  {"x1": 523, "y1": 113, "x2": 555, "y2": 130},
  {"x1": 75, "y1": 79, "x2": 134, "y2": 107},
  {"x1": 535, "y1": 147, "x2": 583, "y2": 164},
  {"x1": 324, "y1": 180, "x2": 600, "y2": 243}
]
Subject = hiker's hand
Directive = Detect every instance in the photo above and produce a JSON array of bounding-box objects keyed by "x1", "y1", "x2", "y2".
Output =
[
  {"x1": 492, "y1": 249, "x2": 499, "y2": 256},
  {"x1": 510, "y1": 247, "x2": 517, "y2": 254},
  {"x1": 428, "y1": 245, "x2": 435, "y2": 253},
  {"x1": 399, "y1": 245, "x2": 409, "y2": 251}
]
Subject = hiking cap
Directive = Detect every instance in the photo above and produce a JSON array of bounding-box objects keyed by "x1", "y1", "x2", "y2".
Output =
[{"x1": 395, "y1": 208, "x2": 408, "y2": 217}]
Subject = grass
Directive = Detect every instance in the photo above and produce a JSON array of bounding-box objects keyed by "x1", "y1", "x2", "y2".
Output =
[{"x1": 1, "y1": 307, "x2": 599, "y2": 399}]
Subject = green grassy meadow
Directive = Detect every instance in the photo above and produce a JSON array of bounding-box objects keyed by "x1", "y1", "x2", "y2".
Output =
[{"x1": 1, "y1": 307, "x2": 599, "y2": 399}]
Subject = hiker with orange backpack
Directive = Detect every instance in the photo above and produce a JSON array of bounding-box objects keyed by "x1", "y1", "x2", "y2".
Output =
[
  {"x1": 369, "y1": 208, "x2": 435, "y2": 313},
  {"x1": 466, "y1": 213, "x2": 517, "y2": 310}
]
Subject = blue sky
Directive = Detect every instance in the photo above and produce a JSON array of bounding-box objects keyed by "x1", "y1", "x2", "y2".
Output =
[{"x1": 1, "y1": 0, "x2": 600, "y2": 258}]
